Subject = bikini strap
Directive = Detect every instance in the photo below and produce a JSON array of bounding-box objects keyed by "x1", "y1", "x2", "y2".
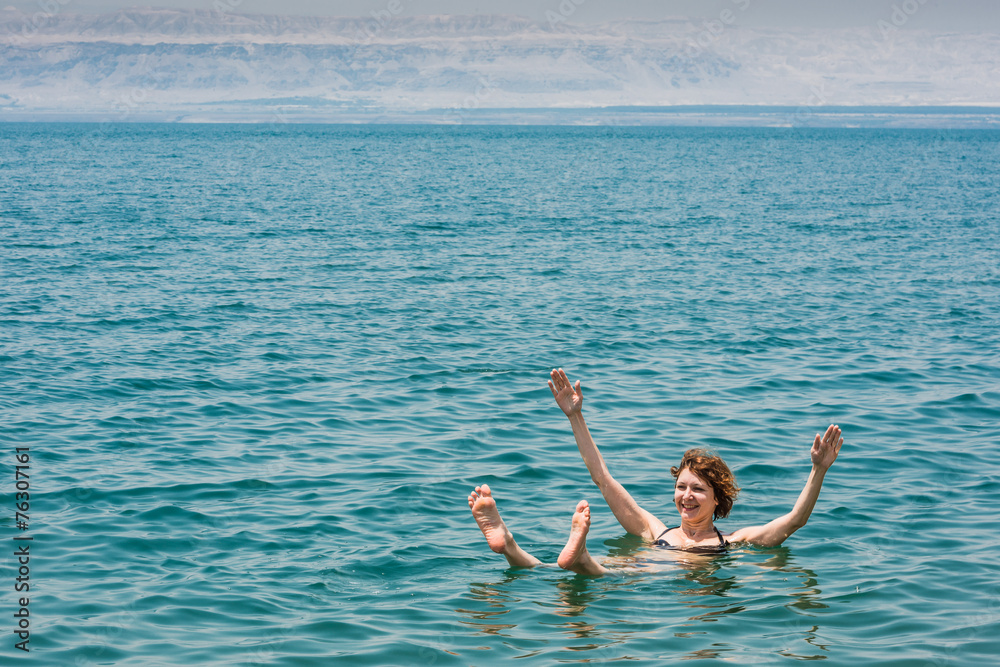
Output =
[
  {"x1": 655, "y1": 527, "x2": 675, "y2": 542},
  {"x1": 714, "y1": 527, "x2": 728, "y2": 546}
]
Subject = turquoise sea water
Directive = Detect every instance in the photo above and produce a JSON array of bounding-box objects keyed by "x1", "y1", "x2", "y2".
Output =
[{"x1": 2, "y1": 124, "x2": 1000, "y2": 665}]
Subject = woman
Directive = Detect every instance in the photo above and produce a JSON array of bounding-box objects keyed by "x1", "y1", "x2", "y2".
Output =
[{"x1": 469, "y1": 369, "x2": 844, "y2": 575}]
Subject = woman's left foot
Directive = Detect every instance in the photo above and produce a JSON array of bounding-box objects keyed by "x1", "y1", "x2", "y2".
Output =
[{"x1": 557, "y1": 500, "x2": 606, "y2": 575}]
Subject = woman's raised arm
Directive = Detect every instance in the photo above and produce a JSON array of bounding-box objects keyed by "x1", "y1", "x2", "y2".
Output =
[
  {"x1": 729, "y1": 424, "x2": 844, "y2": 547},
  {"x1": 548, "y1": 369, "x2": 665, "y2": 541}
]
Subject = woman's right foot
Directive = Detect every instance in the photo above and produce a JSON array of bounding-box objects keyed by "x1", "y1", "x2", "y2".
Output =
[
  {"x1": 469, "y1": 484, "x2": 513, "y2": 553},
  {"x1": 468, "y1": 485, "x2": 541, "y2": 567}
]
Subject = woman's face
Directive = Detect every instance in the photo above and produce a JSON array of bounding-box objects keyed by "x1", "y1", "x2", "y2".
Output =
[{"x1": 674, "y1": 467, "x2": 718, "y2": 523}]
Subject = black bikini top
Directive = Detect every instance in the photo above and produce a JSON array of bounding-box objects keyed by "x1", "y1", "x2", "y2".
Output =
[{"x1": 654, "y1": 526, "x2": 729, "y2": 553}]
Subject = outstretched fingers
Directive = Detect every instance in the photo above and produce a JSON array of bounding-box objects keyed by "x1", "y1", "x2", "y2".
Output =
[
  {"x1": 812, "y1": 424, "x2": 844, "y2": 469},
  {"x1": 547, "y1": 378, "x2": 559, "y2": 399},
  {"x1": 549, "y1": 368, "x2": 577, "y2": 391},
  {"x1": 548, "y1": 368, "x2": 583, "y2": 416},
  {"x1": 549, "y1": 368, "x2": 566, "y2": 392},
  {"x1": 824, "y1": 424, "x2": 844, "y2": 450}
]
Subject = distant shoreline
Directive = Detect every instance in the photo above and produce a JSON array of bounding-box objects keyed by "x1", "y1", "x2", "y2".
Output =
[{"x1": 5, "y1": 106, "x2": 1000, "y2": 128}]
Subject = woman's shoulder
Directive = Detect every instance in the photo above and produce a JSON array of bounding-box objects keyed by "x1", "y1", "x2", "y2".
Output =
[
  {"x1": 721, "y1": 526, "x2": 745, "y2": 542},
  {"x1": 639, "y1": 510, "x2": 669, "y2": 542},
  {"x1": 653, "y1": 525, "x2": 677, "y2": 541}
]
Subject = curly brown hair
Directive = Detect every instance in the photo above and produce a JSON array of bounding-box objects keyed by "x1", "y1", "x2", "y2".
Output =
[{"x1": 670, "y1": 448, "x2": 740, "y2": 519}]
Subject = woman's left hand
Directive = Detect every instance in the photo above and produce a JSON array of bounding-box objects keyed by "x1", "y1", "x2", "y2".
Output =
[
  {"x1": 811, "y1": 424, "x2": 843, "y2": 471},
  {"x1": 731, "y1": 424, "x2": 845, "y2": 548}
]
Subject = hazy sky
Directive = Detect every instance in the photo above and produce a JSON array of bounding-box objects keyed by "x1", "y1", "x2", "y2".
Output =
[{"x1": 6, "y1": 0, "x2": 1000, "y2": 31}]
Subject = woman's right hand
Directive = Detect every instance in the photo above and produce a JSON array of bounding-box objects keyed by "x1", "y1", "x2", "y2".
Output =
[
  {"x1": 810, "y1": 424, "x2": 844, "y2": 472},
  {"x1": 548, "y1": 368, "x2": 583, "y2": 417}
]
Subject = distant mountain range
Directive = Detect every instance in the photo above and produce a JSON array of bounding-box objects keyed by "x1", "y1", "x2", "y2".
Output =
[{"x1": 1, "y1": 8, "x2": 998, "y2": 123}]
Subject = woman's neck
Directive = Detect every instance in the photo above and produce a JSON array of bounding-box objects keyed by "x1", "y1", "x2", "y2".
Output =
[{"x1": 679, "y1": 517, "x2": 716, "y2": 540}]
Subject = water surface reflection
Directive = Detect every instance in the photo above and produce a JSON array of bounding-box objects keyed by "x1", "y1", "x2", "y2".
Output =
[{"x1": 458, "y1": 545, "x2": 830, "y2": 662}]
